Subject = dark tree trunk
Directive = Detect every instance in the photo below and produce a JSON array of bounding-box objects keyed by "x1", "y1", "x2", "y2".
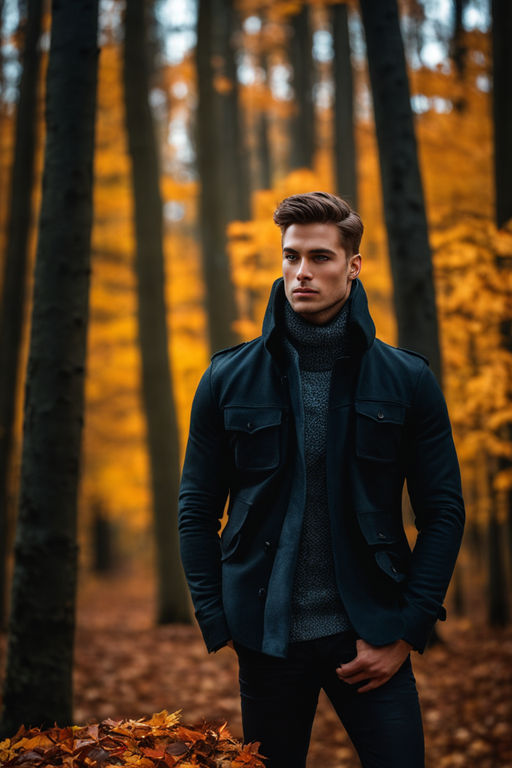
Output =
[
  {"x1": 0, "y1": 1, "x2": 5, "y2": 98},
  {"x1": 123, "y1": 0, "x2": 191, "y2": 624},
  {"x1": 218, "y1": 0, "x2": 251, "y2": 220},
  {"x1": 257, "y1": 51, "x2": 273, "y2": 190},
  {"x1": 488, "y1": 508, "x2": 509, "y2": 626},
  {"x1": 450, "y1": 0, "x2": 469, "y2": 111},
  {"x1": 252, "y1": 39, "x2": 272, "y2": 190},
  {"x1": 0, "y1": 0, "x2": 43, "y2": 632},
  {"x1": 91, "y1": 501, "x2": 115, "y2": 574},
  {"x1": 496, "y1": 295, "x2": 512, "y2": 595},
  {"x1": 331, "y1": 1, "x2": 358, "y2": 208},
  {"x1": 258, "y1": 109, "x2": 272, "y2": 190},
  {"x1": 359, "y1": 0, "x2": 442, "y2": 383},
  {"x1": 289, "y1": 3, "x2": 315, "y2": 170},
  {"x1": 196, "y1": 0, "x2": 238, "y2": 353},
  {"x1": 451, "y1": 0, "x2": 467, "y2": 77},
  {"x1": 492, "y1": 0, "x2": 512, "y2": 229},
  {"x1": 0, "y1": 0, "x2": 99, "y2": 735}
]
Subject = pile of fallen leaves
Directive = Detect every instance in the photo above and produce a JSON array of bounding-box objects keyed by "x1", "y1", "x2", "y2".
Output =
[{"x1": 0, "y1": 709, "x2": 265, "y2": 767}]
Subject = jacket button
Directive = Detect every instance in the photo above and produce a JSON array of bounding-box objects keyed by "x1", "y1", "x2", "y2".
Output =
[
  {"x1": 258, "y1": 587, "x2": 266, "y2": 598},
  {"x1": 391, "y1": 566, "x2": 399, "y2": 574},
  {"x1": 264, "y1": 540, "x2": 272, "y2": 553},
  {"x1": 377, "y1": 532, "x2": 386, "y2": 539},
  {"x1": 247, "y1": 421, "x2": 253, "y2": 429},
  {"x1": 377, "y1": 410, "x2": 384, "y2": 419}
]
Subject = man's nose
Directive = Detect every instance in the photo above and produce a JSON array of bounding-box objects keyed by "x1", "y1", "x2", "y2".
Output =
[{"x1": 297, "y1": 258, "x2": 313, "y2": 280}]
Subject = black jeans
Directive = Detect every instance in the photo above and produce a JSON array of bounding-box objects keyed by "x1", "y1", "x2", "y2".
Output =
[{"x1": 234, "y1": 630, "x2": 424, "y2": 768}]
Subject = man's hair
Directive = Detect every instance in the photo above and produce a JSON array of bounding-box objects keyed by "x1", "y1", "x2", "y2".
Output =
[{"x1": 273, "y1": 191, "x2": 363, "y2": 255}]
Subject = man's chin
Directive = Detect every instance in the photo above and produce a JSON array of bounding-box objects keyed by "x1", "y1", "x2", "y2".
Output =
[
  {"x1": 293, "y1": 304, "x2": 326, "y2": 324},
  {"x1": 292, "y1": 298, "x2": 348, "y2": 326},
  {"x1": 291, "y1": 304, "x2": 319, "y2": 320},
  {"x1": 289, "y1": 296, "x2": 320, "y2": 313}
]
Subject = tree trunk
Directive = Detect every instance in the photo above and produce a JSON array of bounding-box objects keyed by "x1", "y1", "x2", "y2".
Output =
[
  {"x1": 196, "y1": 0, "x2": 238, "y2": 353},
  {"x1": 91, "y1": 500, "x2": 115, "y2": 574},
  {"x1": 450, "y1": 0, "x2": 469, "y2": 111},
  {"x1": 492, "y1": 0, "x2": 512, "y2": 229},
  {"x1": 257, "y1": 52, "x2": 273, "y2": 190},
  {"x1": 0, "y1": 0, "x2": 5, "y2": 119},
  {"x1": 289, "y1": 3, "x2": 315, "y2": 170},
  {"x1": 258, "y1": 110, "x2": 272, "y2": 190},
  {"x1": 451, "y1": 0, "x2": 467, "y2": 77},
  {"x1": 0, "y1": 0, "x2": 43, "y2": 632},
  {"x1": 0, "y1": 0, "x2": 99, "y2": 735},
  {"x1": 218, "y1": 0, "x2": 251, "y2": 221},
  {"x1": 359, "y1": 0, "x2": 442, "y2": 383},
  {"x1": 331, "y1": 1, "x2": 358, "y2": 208},
  {"x1": 123, "y1": 0, "x2": 191, "y2": 624},
  {"x1": 488, "y1": 505, "x2": 509, "y2": 626}
]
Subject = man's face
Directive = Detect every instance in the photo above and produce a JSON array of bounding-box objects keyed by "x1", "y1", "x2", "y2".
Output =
[{"x1": 282, "y1": 222, "x2": 361, "y2": 325}]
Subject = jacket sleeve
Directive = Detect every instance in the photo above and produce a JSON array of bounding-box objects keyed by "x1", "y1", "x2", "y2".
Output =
[
  {"x1": 178, "y1": 364, "x2": 231, "y2": 652},
  {"x1": 401, "y1": 364, "x2": 465, "y2": 652}
]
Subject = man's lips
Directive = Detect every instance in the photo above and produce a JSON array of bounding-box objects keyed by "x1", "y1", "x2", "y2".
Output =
[{"x1": 293, "y1": 287, "x2": 317, "y2": 294}]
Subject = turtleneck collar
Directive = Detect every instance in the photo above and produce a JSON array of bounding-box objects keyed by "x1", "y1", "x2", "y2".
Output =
[
  {"x1": 283, "y1": 299, "x2": 351, "y2": 371},
  {"x1": 262, "y1": 277, "x2": 376, "y2": 367}
]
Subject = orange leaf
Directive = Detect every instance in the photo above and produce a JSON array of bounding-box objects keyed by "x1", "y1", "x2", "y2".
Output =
[{"x1": 141, "y1": 746, "x2": 165, "y2": 759}]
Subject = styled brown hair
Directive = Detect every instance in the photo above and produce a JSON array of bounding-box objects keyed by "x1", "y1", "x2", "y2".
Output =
[{"x1": 273, "y1": 191, "x2": 363, "y2": 255}]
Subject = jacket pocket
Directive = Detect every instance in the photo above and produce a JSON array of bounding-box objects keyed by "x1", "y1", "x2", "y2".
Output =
[
  {"x1": 224, "y1": 406, "x2": 283, "y2": 471},
  {"x1": 355, "y1": 401, "x2": 406, "y2": 463},
  {"x1": 357, "y1": 509, "x2": 408, "y2": 583},
  {"x1": 221, "y1": 497, "x2": 251, "y2": 561}
]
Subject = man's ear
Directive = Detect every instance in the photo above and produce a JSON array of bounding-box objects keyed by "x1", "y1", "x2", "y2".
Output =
[{"x1": 349, "y1": 253, "x2": 362, "y2": 280}]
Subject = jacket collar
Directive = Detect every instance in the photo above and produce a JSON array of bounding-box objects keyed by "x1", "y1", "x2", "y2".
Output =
[{"x1": 262, "y1": 277, "x2": 375, "y2": 358}]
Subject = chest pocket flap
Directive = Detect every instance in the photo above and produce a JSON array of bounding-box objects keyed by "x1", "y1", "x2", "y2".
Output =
[
  {"x1": 355, "y1": 401, "x2": 406, "y2": 463},
  {"x1": 224, "y1": 406, "x2": 283, "y2": 471}
]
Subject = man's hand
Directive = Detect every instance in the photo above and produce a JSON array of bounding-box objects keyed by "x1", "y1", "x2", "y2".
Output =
[{"x1": 336, "y1": 638, "x2": 413, "y2": 693}]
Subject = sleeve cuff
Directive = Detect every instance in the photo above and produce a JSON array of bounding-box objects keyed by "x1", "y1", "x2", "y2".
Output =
[
  {"x1": 195, "y1": 609, "x2": 231, "y2": 654},
  {"x1": 401, "y1": 603, "x2": 447, "y2": 653}
]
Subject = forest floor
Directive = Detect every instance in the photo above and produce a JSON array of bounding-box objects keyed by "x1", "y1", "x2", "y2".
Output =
[{"x1": 1, "y1": 568, "x2": 511, "y2": 768}]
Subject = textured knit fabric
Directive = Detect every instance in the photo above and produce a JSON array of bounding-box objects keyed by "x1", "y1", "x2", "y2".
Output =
[{"x1": 283, "y1": 300, "x2": 352, "y2": 641}]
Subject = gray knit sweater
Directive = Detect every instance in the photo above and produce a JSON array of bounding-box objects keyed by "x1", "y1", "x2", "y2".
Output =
[{"x1": 284, "y1": 301, "x2": 352, "y2": 641}]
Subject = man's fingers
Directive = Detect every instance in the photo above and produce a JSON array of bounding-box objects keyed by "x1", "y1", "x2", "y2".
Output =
[
  {"x1": 356, "y1": 675, "x2": 389, "y2": 693},
  {"x1": 336, "y1": 664, "x2": 363, "y2": 679},
  {"x1": 336, "y1": 657, "x2": 374, "y2": 679},
  {"x1": 336, "y1": 658, "x2": 364, "y2": 675},
  {"x1": 337, "y1": 670, "x2": 371, "y2": 685}
]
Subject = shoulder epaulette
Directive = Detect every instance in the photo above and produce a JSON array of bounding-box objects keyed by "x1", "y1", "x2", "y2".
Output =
[
  {"x1": 397, "y1": 347, "x2": 430, "y2": 366},
  {"x1": 211, "y1": 341, "x2": 248, "y2": 361}
]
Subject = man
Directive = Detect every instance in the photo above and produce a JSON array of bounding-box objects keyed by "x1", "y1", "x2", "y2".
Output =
[{"x1": 179, "y1": 192, "x2": 464, "y2": 768}]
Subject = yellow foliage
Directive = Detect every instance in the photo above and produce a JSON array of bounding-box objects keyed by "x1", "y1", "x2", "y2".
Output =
[{"x1": 5, "y1": 11, "x2": 505, "y2": 554}]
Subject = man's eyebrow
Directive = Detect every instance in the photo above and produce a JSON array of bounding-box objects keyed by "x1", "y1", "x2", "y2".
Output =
[{"x1": 283, "y1": 246, "x2": 337, "y2": 255}]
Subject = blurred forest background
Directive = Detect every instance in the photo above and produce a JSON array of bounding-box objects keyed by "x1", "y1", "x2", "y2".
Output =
[{"x1": 0, "y1": 0, "x2": 511, "y2": 763}]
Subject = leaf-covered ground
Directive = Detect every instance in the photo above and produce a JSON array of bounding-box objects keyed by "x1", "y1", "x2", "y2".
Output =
[
  {"x1": 1, "y1": 570, "x2": 511, "y2": 767},
  {"x1": 0, "y1": 710, "x2": 265, "y2": 767}
]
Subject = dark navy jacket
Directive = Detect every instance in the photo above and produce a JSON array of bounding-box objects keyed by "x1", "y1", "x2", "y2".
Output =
[{"x1": 178, "y1": 278, "x2": 465, "y2": 657}]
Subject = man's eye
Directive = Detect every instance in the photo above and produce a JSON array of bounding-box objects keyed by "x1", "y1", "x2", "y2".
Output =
[
  {"x1": 284, "y1": 253, "x2": 297, "y2": 260},
  {"x1": 315, "y1": 255, "x2": 329, "y2": 261}
]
